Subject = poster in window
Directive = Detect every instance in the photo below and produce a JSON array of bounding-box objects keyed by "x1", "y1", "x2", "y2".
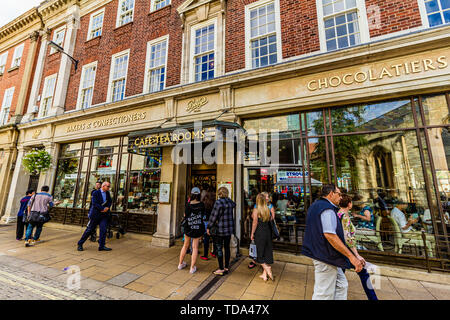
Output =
[{"x1": 159, "y1": 182, "x2": 171, "y2": 204}]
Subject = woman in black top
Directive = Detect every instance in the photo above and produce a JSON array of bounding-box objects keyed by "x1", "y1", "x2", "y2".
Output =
[
  {"x1": 251, "y1": 193, "x2": 274, "y2": 281},
  {"x1": 178, "y1": 187, "x2": 205, "y2": 274}
]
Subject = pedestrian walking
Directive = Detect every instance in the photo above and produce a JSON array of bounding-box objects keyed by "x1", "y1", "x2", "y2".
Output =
[
  {"x1": 338, "y1": 194, "x2": 378, "y2": 300},
  {"x1": 250, "y1": 193, "x2": 274, "y2": 281},
  {"x1": 77, "y1": 181, "x2": 112, "y2": 251},
  {"x1": 207, "y1": 187, "x2": 236, "y2": 276},
  {"x1": 248, "y1": 191, "x2": 275, "y2": 269},
  {"x1": 301, "y1": 184, "x2": 362, "y2": 300},
  {"x1": 200, "y1": 185, "x2": 217, "y2": 260},
  {"x1": 178, "y1": 187, "x2": 205, "y2": 274},
  {"x1": 16, "y1": 190, "x2": 34, "y2": 240},
  {"x1": 25, "y1": 186, "x2": 58, "y2": 247},
  {"x1": 88, "y1": 181, "x2": 102, "y2": 242}
]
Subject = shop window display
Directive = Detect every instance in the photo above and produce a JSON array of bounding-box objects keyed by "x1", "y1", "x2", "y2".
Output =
[
  {"x1": 127, "y1": 149, "x2": 162, "y2": 214},
  {"x1": 243, "y1": 93, "x2": 450, "y2": 260}
]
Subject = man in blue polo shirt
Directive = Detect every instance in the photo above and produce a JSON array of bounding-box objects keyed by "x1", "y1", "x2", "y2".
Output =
[{"x1": 302, "y1": 184, "x2": 362, "y2": 300}]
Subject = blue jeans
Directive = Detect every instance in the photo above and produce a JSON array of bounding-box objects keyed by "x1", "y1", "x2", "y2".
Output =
[
  {"x1": 357, "y1": 268, "x2": 378, "y2": 300},
  {"x1": 25, "y1": 223, "x2": 43, "y2": 241}
]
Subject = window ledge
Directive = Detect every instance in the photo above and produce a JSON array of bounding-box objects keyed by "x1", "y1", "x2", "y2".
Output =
[
  {"x1": 85, "y1": 36, "x2": 101, "y2": 48},
  {"x1": 148, "y1": 5, "x2": 171, "y2": 16},
  {"x1": 7, "y1": 66, "x2": 19, "y2": 72},
  {"x1": 114, "y1": 21, "x2": 133, "y2": 33}
]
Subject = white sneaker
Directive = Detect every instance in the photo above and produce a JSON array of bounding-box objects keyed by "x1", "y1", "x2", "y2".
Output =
[
  {"x1": 178, "y1": 262, "x2": 187, "y2": 270},
  {"x1": 190, "y1": 266, "x2": 197, "y2": 274}
]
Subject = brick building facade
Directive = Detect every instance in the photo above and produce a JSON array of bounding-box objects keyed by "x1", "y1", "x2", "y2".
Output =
[{"x1": 0, "y1": 0, "x2": 449, "y2": 270}]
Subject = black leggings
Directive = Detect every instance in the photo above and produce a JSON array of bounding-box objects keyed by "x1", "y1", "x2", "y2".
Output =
[{"x1": 214, "y1": 235, "x2": 231, "y2": 270}]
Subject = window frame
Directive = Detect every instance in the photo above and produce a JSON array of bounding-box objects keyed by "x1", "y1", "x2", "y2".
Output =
[
  {"x1": 50, "y1": 26, "x2": 66, "y2": 55},
  {"x1": 0, "y1": 52, "x2": 8, "y2": 74},
  {"x1": 420, "y1": 0, "x2": 450, "y2": 28},
  {"x1": 77, "y1": 61, "x2": 98, "y2": 110},
  {"x1": 87, "y1": 8, "x2": 105, "y2": 40},
  {"x1": 39, "y1": 74, "x2": 57, "y2": 118},
  {"x1": 0, "y1": 87, "x2": 15, "y2": 125},
  {"x1": 244, "y1": 0, "x2": 283, "y2": 70},
  {"x1": 116, "y1": 0, "x2": 135, "y2": 28},
  {"x1": 150, "y1": 0, "x2": 171, "y2": 12},
  {"x1": 11, "y1": 44, "x2": 24, "y2": 68},
  {"x1": 144, "y1": 35, "x2": 169, "y2": 94},
  {"x1": 189, "y1": 18, "x2": 218, "y2": 83},
  {"x1": 316, "y1": 0, "x2": 370, "y2": 53},
  {"x1": 107, "y1": 49, "x2": 130, "y2": 103}
]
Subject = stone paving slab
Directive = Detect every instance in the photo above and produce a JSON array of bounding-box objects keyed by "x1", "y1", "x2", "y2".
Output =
[
  {"x1": 107, "y1": 272, "x2": 141, "y2": 287},
  {"x1": 1, "y1": 223, "x2": 450, "y2": 300}
]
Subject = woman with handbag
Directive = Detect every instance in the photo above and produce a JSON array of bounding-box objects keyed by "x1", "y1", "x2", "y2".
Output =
[
  {"x1": 248, "y1": 191, "x2": 276, "y2": 269},
  {"x1": 251, "y1": 193, "x2": 274, "y2": 281},
  {"x1": 207, "y1": 187, "x2": 236, "y2": 276},
  {"x1": 25, "y1": 186, "x2": 58, "y2": 247},
  {"x1": 178, "y1": 187, "x2": 205, "y2": 274}
]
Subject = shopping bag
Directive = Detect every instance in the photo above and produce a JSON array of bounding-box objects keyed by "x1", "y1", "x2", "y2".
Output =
[{"x1": 249, "y1": 241, "x2": 257, "y2": 260}]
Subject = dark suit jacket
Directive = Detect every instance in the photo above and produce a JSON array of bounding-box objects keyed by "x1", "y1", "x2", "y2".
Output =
[{"x1": 89, "y1": 189, "x2": 112, "y2": 219}]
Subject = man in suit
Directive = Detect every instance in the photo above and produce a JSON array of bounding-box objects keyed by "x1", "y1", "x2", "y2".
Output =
[{"x1": 77, "y1": 181, "x2": 113, "y2": 251}]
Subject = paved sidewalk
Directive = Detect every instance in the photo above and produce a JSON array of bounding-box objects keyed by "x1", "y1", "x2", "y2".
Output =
[{"x1": 0, "y1": 223, "x2": 449, "y2": 300}]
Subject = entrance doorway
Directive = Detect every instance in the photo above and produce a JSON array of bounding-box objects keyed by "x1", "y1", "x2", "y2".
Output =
[{"x1": 187, "y1": 164, "x2": 217, "y2": 198}]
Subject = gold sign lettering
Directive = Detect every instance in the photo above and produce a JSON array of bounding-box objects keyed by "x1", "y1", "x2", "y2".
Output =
[
  {"x1": 132, "y1": 129, "x2": 207, "y2": 148},
  {"x1": 66, "y1": 112, "x2": 147, "y2": 133},
  {"x1": 186, "y1": 97, "x2": 208, "y2": 113},
  {"x1": 307, "y1": 56, "x2": 448, "y2": 91}
]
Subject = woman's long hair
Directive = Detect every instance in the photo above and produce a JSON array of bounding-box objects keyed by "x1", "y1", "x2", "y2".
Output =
[{"x1": 256, "y1": 194, "x2": 270, "y2": 222}]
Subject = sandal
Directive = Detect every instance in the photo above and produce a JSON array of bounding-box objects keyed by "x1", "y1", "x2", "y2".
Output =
[
  {"x1": 248, "y1": 262, "x2": 256, "y2": 269},
  {"x1": 213, "y1": 270, "x2": 225, "y2": 276}
]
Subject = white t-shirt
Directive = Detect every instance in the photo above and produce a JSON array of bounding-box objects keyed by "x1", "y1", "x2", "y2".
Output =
[{"x1": 391, "y1": 207, "x2": 412, "y2": 233}]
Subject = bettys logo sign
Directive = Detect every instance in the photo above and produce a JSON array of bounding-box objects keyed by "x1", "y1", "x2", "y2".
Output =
[{"x1": 186, "y1": 97, "x2": 208, "y2": 113}]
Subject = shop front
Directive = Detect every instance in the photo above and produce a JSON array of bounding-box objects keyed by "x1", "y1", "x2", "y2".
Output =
[
  {"x1": 241, "y1": 93, "x2": 450, "y2": 271},
  {"x1": 5, "y1": 27, "x2": 449, "y2": 269}
]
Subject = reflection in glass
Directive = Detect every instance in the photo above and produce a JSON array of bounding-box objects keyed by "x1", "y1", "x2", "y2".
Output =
[
  {"x1": 331, "y1": 99, "x2": 414, "y2": 133},
  {"x1": 60, "y1": 143, "x2": 83, "y2": 158},
  {"x1": 54, "y1": 157, "x2": 80, "y2": 207},
  {"x1": 128, "y1": 150, "x2": 162, "y2": 214},
  {"x1": 303, "y1": 110, "x2": 325, "y2": 136},
  {"x1": 421, "y1": 94, "x2": 449, "y2": 126},
  {"x1": 308, "y1": 137, "x2": 329, "y2": 202},
  {"x1": 428, "y1": 127, "x2": 450, "y2": 229}
]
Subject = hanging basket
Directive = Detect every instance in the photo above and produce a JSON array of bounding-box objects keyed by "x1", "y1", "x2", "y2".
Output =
[{"x1": 22, "y1": 149, "x2": 52, "y2": 175}]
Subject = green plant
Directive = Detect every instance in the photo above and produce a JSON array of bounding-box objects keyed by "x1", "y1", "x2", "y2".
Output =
[{"x1": 22, "y1": 149, "x2": 52, "y2": 175}]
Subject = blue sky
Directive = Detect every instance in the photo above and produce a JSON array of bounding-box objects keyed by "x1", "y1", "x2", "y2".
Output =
[{"x1": 0, "y1": 1, "x2": 42, "y2": 28}]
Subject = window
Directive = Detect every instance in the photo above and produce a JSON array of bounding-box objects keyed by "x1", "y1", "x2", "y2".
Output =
[
  {"x1": 192, "y1": 23, "x2": 215, "y2": 82},
  {"x1": 249, "y1": 1, "x2": 278, "y2": 68},
  {"x1": 0, "y1": 52, "x2": 7, "y2": 74},
  {"x1": 145, "y1": 37, "x2": 168, "y2": 93},
  {"x1": 88, "y1": 9, "x2": 104, "y2": 40},
  {"x1": 108, "y1": 51, "x2": 129, "y2": 102},
  {"x1": 50, "y1": 27, "x2": 66, "y2": 54},
  {"x1": 151, "y1": 0, "x2": 171, "y2": 11},
  {"x1": 117, "y1": 0, "x2": 134, "y2": 27},
  {"x1": 424, "y1": 0, "x2": 450, "y2": 26},
  {"x1": 77, "y1": 62, "x2": 97, "y2": 109},
  {"x1": 319, "y1": 0, "x2": 369, "y2": 51},
  {"x1": 40, "y1": 75, "x2": 57, "y2": 118},
  {"x1": 11, "y1": 44, "x2": 24, "y2": 68},
  {"x1": 0, "y1": 87, "x2": 14, "y2": 125}
]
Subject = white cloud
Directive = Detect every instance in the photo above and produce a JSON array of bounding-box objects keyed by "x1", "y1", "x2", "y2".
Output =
[{"x1": 0, "y1": 1, "x2": 42, "y2": 28}]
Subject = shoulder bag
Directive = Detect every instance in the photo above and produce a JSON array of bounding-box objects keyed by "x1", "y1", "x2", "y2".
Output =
[
  {"x1": 28, "y1": 194, "x2": 52, "y2": 225},
  {"x1": 269, "y1": 218, "x2": 280, "y2": 240}
]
